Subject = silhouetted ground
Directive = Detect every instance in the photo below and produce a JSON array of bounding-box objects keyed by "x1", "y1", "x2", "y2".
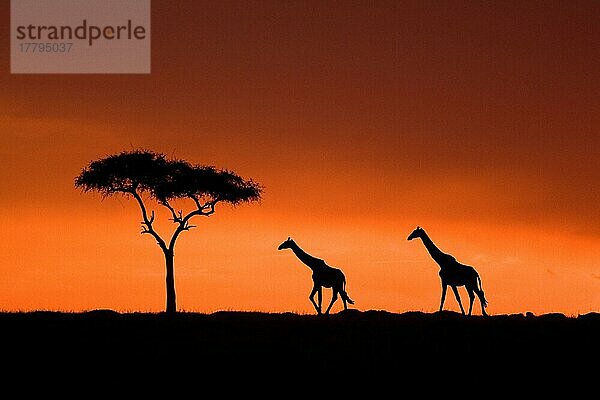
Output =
[{"x1": 1, "y1": 310, "x2": 597, "y2": 389}]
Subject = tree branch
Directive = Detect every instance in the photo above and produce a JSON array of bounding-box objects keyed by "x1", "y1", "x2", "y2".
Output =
[
  {"x1": 182, "y1": 221, "x2": 197, "y2": 231},
  {"x1": 130, "y1": 190, "x2": 168, "y2": 253},
  {"x1": 190, "y1": 194, "x2": 202, "y2": 210},
  {"x1": 161, "y1": 200, "x2": 183, "y2": 223},
  {"x1": 168, "y1": 198, "x2": 220, "y2": 251},
  {"x1": 202, "y1": 201, "x2": 217, "y2": 217}
]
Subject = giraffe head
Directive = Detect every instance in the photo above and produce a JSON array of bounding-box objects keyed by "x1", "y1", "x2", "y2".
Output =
[
  {"x1": 407, "y1": 226, "x2": 424, "y2": 241},
  {"x1": 278, "y1": 237, "x2": 294, "y2": 250}
]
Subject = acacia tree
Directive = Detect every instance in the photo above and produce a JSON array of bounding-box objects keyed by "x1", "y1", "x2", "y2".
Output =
[{"x1": 75, "y1": 150, "x2": 262, "y2": 314}]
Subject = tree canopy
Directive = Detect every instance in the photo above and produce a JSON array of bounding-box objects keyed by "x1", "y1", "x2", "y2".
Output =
[{"x1": 75, "y1": 150, "x2": 262, "y2": 205}]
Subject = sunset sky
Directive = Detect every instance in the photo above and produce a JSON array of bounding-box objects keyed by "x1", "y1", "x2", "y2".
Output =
[{"x1": 1, "y1": 1, "x2": 598, "y2": 315}]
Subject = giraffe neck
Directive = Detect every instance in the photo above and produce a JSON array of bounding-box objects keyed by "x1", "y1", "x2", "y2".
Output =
[
  {"x1": 419, "y1": 231, "x2": 448, "y2": 269},
  {"x1": 289, "y1": 242, "x2": 323, "y2": 271}
]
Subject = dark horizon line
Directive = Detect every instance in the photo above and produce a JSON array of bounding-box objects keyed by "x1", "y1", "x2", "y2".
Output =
[{"x1": 2, "y1": 308, "x2": 597, "y2": 319}]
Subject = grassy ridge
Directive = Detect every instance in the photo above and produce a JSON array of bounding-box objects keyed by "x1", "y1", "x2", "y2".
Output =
[{"x1": 1, "y1": 310, "x2": 597, "y2": 383}]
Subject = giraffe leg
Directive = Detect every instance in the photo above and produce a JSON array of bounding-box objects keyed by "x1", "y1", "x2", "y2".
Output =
[
  {"x1": 317, "y1": 287, "x2": 323, "y2": 314},
  {"x1": 439, "y1": 284, "x2": 447, "y2": 312},
  {"x1": 467, "y1": 287, "x2": 475, "y2": 316},
  {"x1": 451, "y1": 286, "x2": 465, "y2": 315},
  {"x1": 325, "y1": 290, "x2": 339, "y2": 314},
  {"x1": 309, "y1": 286, "x2": 321, "y2": 314}
]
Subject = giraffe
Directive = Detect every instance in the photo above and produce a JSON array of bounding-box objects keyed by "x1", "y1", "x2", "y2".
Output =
[
  {"x1": 407, "y1": 227, "x2": 488, "y2": 316},
  {"x1": 278, "y1": 237, "x2": 354, "y2": 314}
]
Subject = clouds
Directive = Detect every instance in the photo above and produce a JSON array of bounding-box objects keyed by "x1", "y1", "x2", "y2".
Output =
[{"x1": 2, "y1": 2, "x2": 599, "y2": 237}]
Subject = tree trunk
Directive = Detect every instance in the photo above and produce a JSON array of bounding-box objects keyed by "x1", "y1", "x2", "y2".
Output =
[{"x1": 164, "y1": 250, "x2": 176, "y2": 314}]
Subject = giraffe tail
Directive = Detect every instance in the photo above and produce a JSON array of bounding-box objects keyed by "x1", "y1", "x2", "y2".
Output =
[
  {"x1": 477, "y1": 275, "x2": 488, "y2": 308},
  {"x1": 341, "y1": 279, "x2": 354, "y2": 305},
  {"x1": 341, "y1": 291, "x2": 355, "y2": 305}
]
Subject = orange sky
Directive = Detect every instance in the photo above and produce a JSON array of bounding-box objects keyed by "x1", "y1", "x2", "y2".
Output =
[{"x1": 0, "y1": 1, "x2": 598, "y2": 314}]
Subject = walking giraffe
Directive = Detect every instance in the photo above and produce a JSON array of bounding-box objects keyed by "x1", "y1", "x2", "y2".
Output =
[
  {"x1": 278, "y1": 237, "x2": 354, "y2": 314},
  {"x1": 407, "y1": 227, "x2": 488, "y2": 316}
]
